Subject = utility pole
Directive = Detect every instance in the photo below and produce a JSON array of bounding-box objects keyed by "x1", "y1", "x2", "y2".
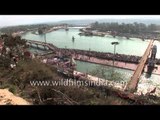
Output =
[
  {"x1": 111, "y1": 42, "x2": 119, "y2": 66},
  {"x1": 44, "y1": 33, "x2": 46, "y2": 44},
  {"x1": 110, "y1": 42, "x2": 119, "y2": 77},
  {"x1": 44, "y1": 33, "x2": 47, "y2": 50}
]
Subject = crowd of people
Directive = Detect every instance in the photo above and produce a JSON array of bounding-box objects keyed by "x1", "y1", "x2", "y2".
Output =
[
  {"x1": 42, "y1": 53, "x2": 76, "y2": 76},
  {"x1": 59, "y1": 48, "x2": 160, "y2": 65}
]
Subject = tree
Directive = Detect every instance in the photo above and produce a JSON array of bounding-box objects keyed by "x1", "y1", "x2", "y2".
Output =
[
  {"x1": 90, "y1": 22, "x2": 157, "y2": 35},
  {"x1": 3, "y1": 35, "x2": 26, "y2": 50},
  {"x1": 148, "y1": 24, "x2": 157, "y2": 32},
  {"x1": 38, "y1": 29, "x2": 43, "y2": 34}
]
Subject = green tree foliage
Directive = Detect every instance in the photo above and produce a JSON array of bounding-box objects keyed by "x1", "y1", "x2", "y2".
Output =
[
  {"x1": 91, "y1": 22, "x2": 158, "y2": 34},
  {"x1": 0, "y1": 24, "x2": 68, "y2": 34},
  {"x1": 0, "y1": 24, "x2": 50, "y2": 34}
]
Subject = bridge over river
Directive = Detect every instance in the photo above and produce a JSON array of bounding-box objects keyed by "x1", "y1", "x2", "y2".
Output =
[{"x1": 125, "y1": 40, "x2": 154, "y2": 92}]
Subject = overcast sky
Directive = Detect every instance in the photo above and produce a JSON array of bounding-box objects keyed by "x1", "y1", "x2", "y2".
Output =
[{"x1": 0, "y1": 15, "x2": 160, "y2": 27}]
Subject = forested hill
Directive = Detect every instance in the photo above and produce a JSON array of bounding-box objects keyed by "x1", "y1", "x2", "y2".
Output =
[
  {"x1": 90, "y1": 22, "x2": 160, "y2": 33},
  {"x1": 56, "y1": 19, "x2": 160, "y2": 26}
]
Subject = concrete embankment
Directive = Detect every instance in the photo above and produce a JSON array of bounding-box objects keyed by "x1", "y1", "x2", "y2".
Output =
[
  {"x1": 58, "y1": 49, "x2": 160, "y2": 75},
  {"x1": 73, "y1": 54, "x2": 160, "y2": 75},
  {"x1": 60, "y1": 48, "x2": 160, "y2": 65}
]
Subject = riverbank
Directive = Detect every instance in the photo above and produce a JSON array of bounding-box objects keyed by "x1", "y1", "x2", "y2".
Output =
[
  {"x1": 12, "y1": 31, "x2": 27, "y2": 37},
  {"x1": 44, "y1": 26, "x2": 66, "y2": 34},
  {"x1": 79, "y1": 28, "x2": 160, "y2": 40},
  {"x1": 79, "y1": 28, "x2": 106, "y2": 37},
  {"x1": 31, "y1": 26, "x2": 68, "y2": 35}
]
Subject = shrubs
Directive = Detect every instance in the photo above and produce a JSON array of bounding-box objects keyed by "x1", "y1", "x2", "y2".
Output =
[
  {"x1": 0, "y1": 84, "x2": 18, "y2": 94},
  {"x1": 3, "y1": 35, "x2": 26, "y2": 48},
  {"x1": 0, "y1": 56, "x2": 11, "y2": 68},
  {"x1": 8, "y1": 59, "x2": 59, "y2": 89}
]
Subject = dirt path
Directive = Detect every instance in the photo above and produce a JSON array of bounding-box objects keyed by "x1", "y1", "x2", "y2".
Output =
[{"x1": 0, "y1": 89, "x2": 30, "y2": 105}]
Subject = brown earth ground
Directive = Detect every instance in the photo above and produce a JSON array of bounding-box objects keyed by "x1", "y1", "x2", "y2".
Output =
[{"x1": 0, "y1": 89, "x2": 30, "y2": 105}]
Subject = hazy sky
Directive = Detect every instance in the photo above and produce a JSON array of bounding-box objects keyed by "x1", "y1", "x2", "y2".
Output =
[{"x1": 0, "y1": 15, "x2": 160, "y2": 27}]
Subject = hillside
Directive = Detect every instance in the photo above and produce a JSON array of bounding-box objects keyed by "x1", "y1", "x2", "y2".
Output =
[{"x1": 0, "y1": 89, "x2": 30, "y2": 105}]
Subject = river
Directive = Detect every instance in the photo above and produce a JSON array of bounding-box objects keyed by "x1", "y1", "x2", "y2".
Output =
[
  {"x1": 22, "y1": 28, "x2": 160, "y2": 58},
  {"x1": 22, "y1": 28, "x2": 160, "y2": 82}
]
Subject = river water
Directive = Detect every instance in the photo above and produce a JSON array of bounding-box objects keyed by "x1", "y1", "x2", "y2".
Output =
[{"x1": 22, "y1": 28, "x2": 160, "y2": 82}]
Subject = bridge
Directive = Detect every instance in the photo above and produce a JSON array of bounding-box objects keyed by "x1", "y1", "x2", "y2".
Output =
[
  {"x1": 26, "y1": 39, "x2": 58, "y2": 51},
  {"x1": 125, "y1": 40, "x2": 154, "y2": 93}
]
